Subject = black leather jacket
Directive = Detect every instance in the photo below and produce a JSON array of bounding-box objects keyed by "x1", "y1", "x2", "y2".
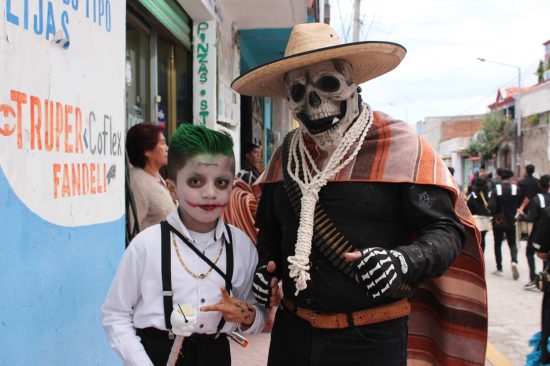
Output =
[{"x1": 255, "y1": 181, "x2": 465, "y2": 313}]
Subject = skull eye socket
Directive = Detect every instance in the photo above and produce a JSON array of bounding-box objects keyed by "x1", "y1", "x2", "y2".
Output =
[
  {"x1": 317, "y1": 75, "x2": 341, "y2": 93},
  {"x1": 291, "y1": 83, "x2": 306, "y2": 102}
]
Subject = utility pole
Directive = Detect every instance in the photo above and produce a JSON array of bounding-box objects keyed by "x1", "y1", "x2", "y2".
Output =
[{"x1": 352, "y1": 0, "x2": 361, "y2": 42}]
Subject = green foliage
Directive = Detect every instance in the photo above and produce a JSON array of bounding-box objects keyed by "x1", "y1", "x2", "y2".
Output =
[
  {"x1": 527, "y1": 114, "x2": 541, "y2": 127},
  {"x1": 466, "y1": 112, "x2": 515, "y2": 162}
]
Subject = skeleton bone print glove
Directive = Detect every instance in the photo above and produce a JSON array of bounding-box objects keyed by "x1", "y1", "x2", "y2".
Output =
[
  {"x1": 354, "y1": 247, "x2": 411, "y2": 300},
  {"x1": 252, "y1": 265, "x2": 276, "y2": 308}
]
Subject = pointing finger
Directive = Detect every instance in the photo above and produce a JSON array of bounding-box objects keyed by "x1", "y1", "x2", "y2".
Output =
[{"x1": 200, "y1": 304, "x2": 222, "y2": 312}]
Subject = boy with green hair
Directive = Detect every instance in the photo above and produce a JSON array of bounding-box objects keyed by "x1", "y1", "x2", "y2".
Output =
[{"x1": 102, "y1": 124, "x2": 266, "y2": 366}]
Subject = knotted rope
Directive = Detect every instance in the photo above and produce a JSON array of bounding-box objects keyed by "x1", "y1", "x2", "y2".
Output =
[{"x1": 286, "y1": 104, "x2": 374, "y2": 294}]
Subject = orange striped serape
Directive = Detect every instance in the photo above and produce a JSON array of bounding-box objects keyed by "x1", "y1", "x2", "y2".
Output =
[
  {"x1": 251, "y1": 111, "x2": 487, "y2": 365},
  {"x1": 223, "y1": 178, "x2": 259, "y2": 245}
]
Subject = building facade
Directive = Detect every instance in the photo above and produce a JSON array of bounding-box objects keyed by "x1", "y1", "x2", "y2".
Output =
[
  {"x1": 1, "y1": 1, "x2": 127, "y2": 364},
  {"x1": 417, "y1": 115, "x2": 483, "y2": 188}
]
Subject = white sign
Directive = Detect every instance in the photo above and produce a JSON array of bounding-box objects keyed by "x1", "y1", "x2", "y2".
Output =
[
  {"x1": 192, "y1": 20, "x2": 216, "y2": 128},
  {"x1": 0, "y1": 0, "x2": 126, "y2": 227},
  {"x1": 216, "y1": 22, "x2": 238, "y2": 126}
]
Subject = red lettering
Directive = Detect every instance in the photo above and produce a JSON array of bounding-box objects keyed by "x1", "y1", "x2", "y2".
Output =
[
  {"x1": 103, "y1": 163, "x2": 107, "y2": 193},
  {"x1": 82, "y1": 163, "x2": 89, "y2": 195},
  {"x1": 10, "y1": 90, "x2": 27, "y2": 149},
  {"x1": 44, "y1": 100, "x2": 54, "y2": 151},
  {"x1": 71, "y1": 163, "x2": 81, "y2": 196},
  {"x1": 30, "y1": 96, "x2": 42, "y2": 150},
  {"x1": 90, "y1": 163, "x2": 97, "y2": 194},
  {"x1": 62, "y1": 164, "x2": 70, "y2": 197},
  {"x1": 53, "y1": 163, "x2": 61, "y2": 199},
  {"x1": 75, "y1": 108, "x2": 83, "y2": 154},
  {"x1": 55, "y1": 102, "x2": 64, "y2": 152},
  {"x1": 64, "y1": 105, "x2": 73, "y2": 153}
]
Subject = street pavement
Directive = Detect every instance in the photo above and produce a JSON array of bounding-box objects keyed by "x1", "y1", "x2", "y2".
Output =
[
  {"x1": 484, "y1": 231, "x2": 543, "y2": 366},
  {"x1": 231, "y1": 231, "x2": 544, "y2": 366}
]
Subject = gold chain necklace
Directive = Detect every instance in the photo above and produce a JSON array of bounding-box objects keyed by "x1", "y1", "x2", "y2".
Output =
[{"x1": 172, "y1": 232, "x2": 225, "y2": 279}]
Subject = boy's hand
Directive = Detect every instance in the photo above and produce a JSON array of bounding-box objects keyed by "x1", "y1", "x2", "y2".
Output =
[
  {"x1": 200, "y1": 287, "x2": 256, "y2": 326},
  {"x1": 252, "y1": 261, "x2": 281, "y2": 308}
]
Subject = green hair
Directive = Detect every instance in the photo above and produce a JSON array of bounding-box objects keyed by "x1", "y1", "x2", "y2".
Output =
[{"x1": 168, "y1": 124, "x2": 235, "y2": 180}]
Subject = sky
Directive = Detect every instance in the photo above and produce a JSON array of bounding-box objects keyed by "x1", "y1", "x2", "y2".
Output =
[{"x1": 329, "y1": 0, "x2": 550, "y2": 125}]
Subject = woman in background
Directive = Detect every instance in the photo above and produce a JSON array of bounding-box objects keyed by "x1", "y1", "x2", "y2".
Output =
[{"x1": 126, "y1": 122, "x2": 176, "y2": 233}]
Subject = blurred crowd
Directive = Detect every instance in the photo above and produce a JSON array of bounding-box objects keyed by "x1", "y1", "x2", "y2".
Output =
[{"x1": 464, "y1": 164, "x2": 550, "y2": 364}]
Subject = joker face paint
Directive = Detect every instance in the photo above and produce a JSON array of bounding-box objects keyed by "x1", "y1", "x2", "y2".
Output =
[{"x1": 175, "y1": 154, "x2": 234, "y2": 232}]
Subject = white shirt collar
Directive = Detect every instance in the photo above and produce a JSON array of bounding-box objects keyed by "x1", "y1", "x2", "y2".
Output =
[{"x1": 166, "y1": 209, "x2": 230, "y2": 244}]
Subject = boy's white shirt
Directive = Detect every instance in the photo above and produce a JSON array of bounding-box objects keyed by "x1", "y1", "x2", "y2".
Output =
[{"x1": 101, "y1": 209, "x2": 267, "y2": 366}]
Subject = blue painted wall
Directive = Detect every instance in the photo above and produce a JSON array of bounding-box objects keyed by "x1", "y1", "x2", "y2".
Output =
[{"x1": 0, "y1": 168, "x2": 124, "y2": 365}]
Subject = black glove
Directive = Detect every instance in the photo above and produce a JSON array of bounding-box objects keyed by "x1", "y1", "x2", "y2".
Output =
[
  {"x1": 354, "y1": 247, "x2": 410, "y2": 300},
  {"x1": 252, "y1": 264, "x2": 277, "y2": 308}
]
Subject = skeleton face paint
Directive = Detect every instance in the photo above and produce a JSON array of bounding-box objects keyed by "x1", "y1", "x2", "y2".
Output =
[{"x1": 285, "y1": 59, "x2": 361, "y2": 151}]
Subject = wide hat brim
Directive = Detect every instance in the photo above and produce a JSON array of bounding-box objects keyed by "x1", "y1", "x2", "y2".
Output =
[{"x1": 232, "y1": 41, "x2": 406, "y2": 98}]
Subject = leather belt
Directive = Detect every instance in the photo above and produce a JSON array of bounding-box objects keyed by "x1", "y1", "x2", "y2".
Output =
[{"x1": 281, "y1": 298, "x2": 411, "y2": 329}]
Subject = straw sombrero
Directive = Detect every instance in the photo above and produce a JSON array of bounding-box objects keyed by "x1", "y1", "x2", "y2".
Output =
[{"x1": 231, "y1": 23, "x2": 406, "y2": 98}]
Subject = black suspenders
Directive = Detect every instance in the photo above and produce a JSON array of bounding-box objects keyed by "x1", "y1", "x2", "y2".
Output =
[
  {"x1": 161, "y1": 221, "x2": 173, "y2": 332},
  {"x1": 160, "y1": 221, "x2": 234, "y2": 335}
]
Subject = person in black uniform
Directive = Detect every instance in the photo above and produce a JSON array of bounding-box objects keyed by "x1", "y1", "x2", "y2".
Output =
[
  {"x1": 530, "y1": 203, "x2": 550, "y2": 363},
  {"x1": 524, "y1": 175, "x2": 550, "y2": 288},
  {"x1": 467, "y1": 176, "x2": 492, "y2": 252},
  {"x1": 519, "y1": 164, "x2": 541, "y2": 204},
  {"x1": 488, "y1": 168, "x2": 523, "y2": 279},
  {"x1": 518, "y1": 164, "x2": 542, "y2": 286}
]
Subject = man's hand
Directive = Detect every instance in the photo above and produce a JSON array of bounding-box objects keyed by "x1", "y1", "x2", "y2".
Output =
[
  {"x1": 200, "y1": 287, "x2": 256, "y2": 326},
  {"x1": 344, "y1": 247, "x2": 410, "y2": 300},
  {"x1": 252, "y1": 261, "x2": 280, "y2": 308}
]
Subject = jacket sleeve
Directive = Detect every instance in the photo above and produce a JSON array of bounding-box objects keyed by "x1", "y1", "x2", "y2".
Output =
[
  {"x1": 254, "y1": 183, "x2": 283, "y2": 268},
  {"x1": 534, "y1": 208, "x2": 550, "y2": 253},
  {"x1": 527, "y1": 196, "x2": 540, "y2": 222},
  {"x1": 397, "y1": 184, "x2": 466, "y2": 286}
]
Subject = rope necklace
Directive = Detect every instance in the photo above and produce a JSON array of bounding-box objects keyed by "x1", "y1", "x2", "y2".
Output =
[
  {"x1": 286, "y1": 103, "x2": 374, "y2": 294},
  {"x1": 171, "y1": 232, "x2": 225, "y2": 279}
]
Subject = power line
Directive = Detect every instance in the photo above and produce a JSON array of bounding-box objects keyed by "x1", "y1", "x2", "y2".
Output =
[{"x1": 335, "y1": 0, "x2": 348, "y2": 42}]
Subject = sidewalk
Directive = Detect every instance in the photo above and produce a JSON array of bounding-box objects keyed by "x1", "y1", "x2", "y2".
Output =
[
  {"x1": 231, "y1": 233, "x2": 544, "y2": 366},
  {"x1": 484, "y1": 232, "x2": 543, "y2": 365}
]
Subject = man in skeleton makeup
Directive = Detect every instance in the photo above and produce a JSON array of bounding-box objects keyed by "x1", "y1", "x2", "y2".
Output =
[{"x1": 232, "y1": 23, "x2": 487, "y2": 366}]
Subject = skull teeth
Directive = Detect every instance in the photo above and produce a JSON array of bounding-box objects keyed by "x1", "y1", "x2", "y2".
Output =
[{"x1": 332, "y1": 117, "x2": 340, "y2": 125}]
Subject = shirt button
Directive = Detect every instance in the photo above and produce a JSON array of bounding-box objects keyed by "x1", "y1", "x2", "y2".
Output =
[
  {"x1": 305, "y1": 298, "x2": 312, "y2": 305},
  {"x1": 199, "y1": 324, "x2": 204, "y2": 328},
  {"x1": 200, "y1": 298, "x2": 205, "y2": 303}
]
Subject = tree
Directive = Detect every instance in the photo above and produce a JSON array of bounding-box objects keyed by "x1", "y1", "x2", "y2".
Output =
[
  {"x1": 465, "y1": 112, "x2": 515, "y2": 162},
  {"x1": 537, "y1": 59, "x2": 550, "y2": 83}
]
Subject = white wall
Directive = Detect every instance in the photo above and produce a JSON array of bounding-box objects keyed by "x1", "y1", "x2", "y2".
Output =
[{"x1": 521, "y1": 82, "x2": 550, "y2": 117}]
